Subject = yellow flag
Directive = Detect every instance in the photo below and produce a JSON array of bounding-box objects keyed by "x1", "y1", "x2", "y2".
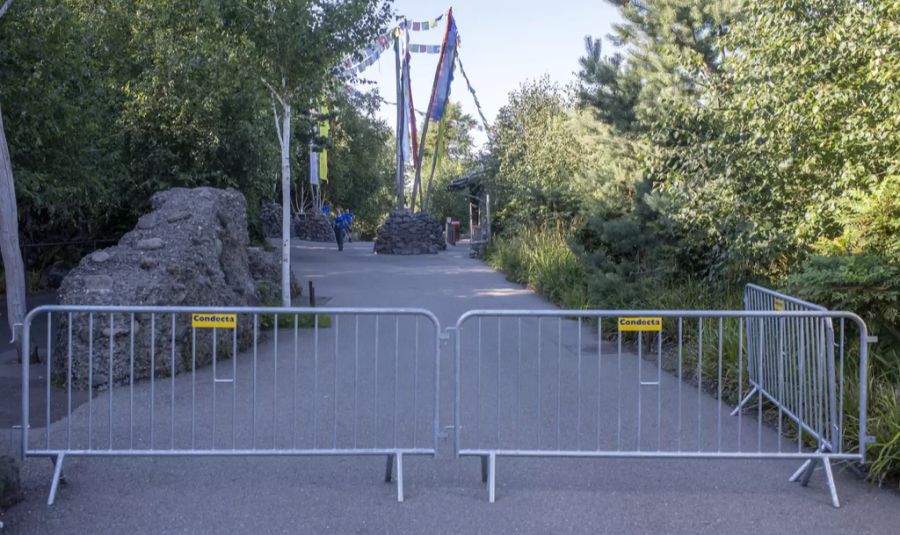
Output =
[
  {"x1": 319, "y1": 150, "x2": 328, "y2": 182},
  {"x1": 318, "y1": 105, "x2": 329, "y2": 182}
]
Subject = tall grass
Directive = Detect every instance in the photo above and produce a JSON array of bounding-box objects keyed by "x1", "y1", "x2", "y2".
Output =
[{"x1": 486, "y1": 228, "x2": 900, "y2": 486}]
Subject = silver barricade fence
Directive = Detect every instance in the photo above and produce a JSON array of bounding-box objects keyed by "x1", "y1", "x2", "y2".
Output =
[
  {"x1": 453, "y1": 309, "x2": 869, "y2": 507},
  {"x1": 740, "y1": 284, "x2": 841, "y2": 478},
  {"x1": 21, "y1": 305, "x2": 441, "y2": 505}
]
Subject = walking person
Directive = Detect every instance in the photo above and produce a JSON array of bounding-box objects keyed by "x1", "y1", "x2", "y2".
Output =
[{"x1": 333, "y1": 210, "x2": 347, "y2": 251}]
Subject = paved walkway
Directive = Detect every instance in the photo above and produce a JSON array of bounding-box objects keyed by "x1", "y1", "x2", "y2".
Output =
[{"x1": 3, "y1": 240, "x2": 898, "y2": 534}]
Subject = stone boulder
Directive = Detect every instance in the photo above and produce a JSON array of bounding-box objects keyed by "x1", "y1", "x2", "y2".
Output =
[
  {"x1": 259, "y1": 200, "x2": 282, "y2": 237},
  {"x1": 294, "y1": 213, "x2": 336, "y2": 242},
  {"x1": 0, "y1": 456, "x2": 22, "y2": 510},
  {"x1": 247, "y1": 246, "x2": 302, "y2": 303},
  {"x1": 54, "y1": 187, "x2": 261, "y2": 389},
  {"x1": 374, "y1": 210, "x2": 447, "y2": 255}
]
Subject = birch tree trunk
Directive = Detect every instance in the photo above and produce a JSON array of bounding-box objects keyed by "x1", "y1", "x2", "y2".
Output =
[
  {"x1": 278, "y1": 102, "x2": 292, "y2": 307},
  {"x1": 0, "y1": 104, "x2": 26, "y2": 358}
]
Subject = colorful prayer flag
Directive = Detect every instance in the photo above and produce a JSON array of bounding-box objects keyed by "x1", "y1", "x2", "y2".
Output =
[{"x1": 428, "y1": 11, "x2": 458, "y2": 121}]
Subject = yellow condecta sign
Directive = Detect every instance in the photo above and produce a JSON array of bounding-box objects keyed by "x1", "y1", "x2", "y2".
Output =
[
  {"x1": 617, "y1": 317, "x2": 662, "y2": 332},
  {"x1": 773, "y1": 298, "x2": 785, "y2": 311},
  {"x1": 191, "y1": 313, "x2": 236, "y2": 329}
]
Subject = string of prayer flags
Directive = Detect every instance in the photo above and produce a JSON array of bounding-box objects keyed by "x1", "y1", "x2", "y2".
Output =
[
  {"x1": 400, "y1": 14, "x2": 443, "y2": 31},
  {"x1": 456, "y1": 51, "x2": 491, "y2": 134},
  {"x1": 408, "y1": 44, "x2": 442, "y2": 54}
]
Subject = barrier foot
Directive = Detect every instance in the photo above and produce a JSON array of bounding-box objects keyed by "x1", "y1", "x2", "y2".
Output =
[
  {"x1": 480, "y1": 455, "x2": 488, "y2": 484},
  {"x1": 822, "y1": 458, "x2": 840, "y2": 508},
  {"x1": 396, "y1": 453, "x2": 404, "y2": 503},
  {"x1": 799, "y1": 458, "x2": 818, "y2": 487},
  {"x1": 730, "y1": 387, "x2": 758, "y2": 416},
  {"x1": 487, "y1": 453, "x2": 496, "y2": 503},
  {"x1": 384, "y1": 454, "x2": 394, "y2": 483},
  {"x1": 789, "y1": 459, "x2": 813, "y2": 482},
  {"x1": 47, "y1": 453, "x2": 66, "y2": 506}
]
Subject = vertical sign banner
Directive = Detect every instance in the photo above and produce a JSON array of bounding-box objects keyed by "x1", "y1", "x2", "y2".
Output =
[{"x1": 309, "y1": 149, "x2": 319, "y2": 185}]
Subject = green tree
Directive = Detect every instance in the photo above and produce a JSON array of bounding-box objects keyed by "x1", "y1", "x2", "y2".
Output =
[
  {"x1": 419, "y1": 101, "x2": 475, "y2": 223},
  {"x1": 232, "y1": 0, "x2": 391, "y2": 305},
  {"x1": 486, "y1": 78, "x2": 583, "y2": 232},
  {"x1": 320, "y1": 90, "x2": 395, "y2": 238}
]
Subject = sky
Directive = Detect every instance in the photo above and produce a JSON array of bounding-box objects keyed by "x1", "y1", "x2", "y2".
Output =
[{"x1": 352, "y1": 0, "x2": 623, "y2": 146}]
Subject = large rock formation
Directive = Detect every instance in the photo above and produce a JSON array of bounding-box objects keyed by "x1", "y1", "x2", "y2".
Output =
[
  {"x1": 294, "y1": 213, "x2": 335, "y2": 242},
  {"x1": 247, "y1": 245, "x2": 302, "y2": 303},
  {"x1": 53, "y1": 187, "x2": 289, "y2": 389},
  {"x1": 374, "y1": 210, "x2": 446, "y2": 255},
  {"x1": 259, "y1": 200, "x2": 282, "y2": 237}
]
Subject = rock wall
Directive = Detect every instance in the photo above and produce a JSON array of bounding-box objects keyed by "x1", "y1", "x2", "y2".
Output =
[
  {"x1": 294, "y1": 213, "x2": 335, "y2": 242},
  {"x1": 374, "y1": 210, "x2": 446, "y2": 255},
  {"x1": 53, "y1": 187, "x2": 287, "y2": 389}
]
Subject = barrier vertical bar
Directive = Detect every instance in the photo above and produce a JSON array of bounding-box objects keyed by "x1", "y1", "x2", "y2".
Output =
[
  {"x1": 67, "y1": 314, "x2": 73, "y2": 450},
  {"x1": 697, "y1": 318, "x2": 702, "y2": 452},
  {"x1": 677, "y1": 318, "x2": 682, "y2": 452},
  {"x1": 171, "y1": 314, "x2": 176, "y2": 450},
  {"x1": 88, "y1": 313, "x2": 94, "y2": 449},
  {"x1": 273, "y1": 314, "x2": 279, "y2": 449},
  {"x1": 738, "y1": 318, "x2": 742, "y2": 451},
  {"x1": 231, "y1": 321, "x2": 237, "y2": 450},
  {"x1": 596, "y1": 319, "x2": 602, "y2": 451},
  {"x1": 293, "y1": 315, "x2": 298, "y2": 449},
  {"x1": 497, "y1": 317, "x2": 502, "y2": 447},
  {"x1": 106, "y1": 314, "x2": 112, "y2": 449},
  {"x1": 354, "y1": 315, "x2": 359, "y2": 448},
  {"x1": 717, "y1": 318, "x2": 723, "y2": 452},
  {"x1": 557, "y1": 318, "x2": 561, "y2": 450},
  {"x1": 211, "y1": 326, "x2": 216, "y2": 448},
  {"x1": 393, "y1": 317, "x2": 398, "y2": 449},
  {"x1": 577, "y1": 318, "x2": 582, "y2": 451},
  {"x1": 637, "y1": 332, "x2": 642, "y2": 450}
]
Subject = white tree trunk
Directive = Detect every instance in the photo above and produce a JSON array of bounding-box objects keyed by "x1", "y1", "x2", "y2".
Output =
[
  {"x1": 279, "y1": 102, "x2": 292, "y2": 307},
  {"x1": 0, "y1": 105, "x2": 26, "y2": 357}
]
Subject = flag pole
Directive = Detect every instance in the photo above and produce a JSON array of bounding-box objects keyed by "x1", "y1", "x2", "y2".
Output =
[
  {"x1": 394, "y1": 23, "x2": 405, "y2": 210},
  {"x1": 412, "y1": 7, "x2": 453, "y2": 213}
]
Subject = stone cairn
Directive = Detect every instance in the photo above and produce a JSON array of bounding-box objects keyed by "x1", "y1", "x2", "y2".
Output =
[
  {"x1": 54, "y1": 187, "x2": 297, "y2": 390},
  {"x1": 373, "y1": 210, "x2": 446, "y2": 255},
  {"x1": 294, "y1": 213, "x2": 336, "y2": 242}
]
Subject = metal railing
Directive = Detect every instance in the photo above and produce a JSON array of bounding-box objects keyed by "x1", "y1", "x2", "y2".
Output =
[
  {"x1": 453, "y1": 309, "x2": 869, "y2": 507},
  {"x1": 21, "y1": 305, "x2": 441, "y2": 505}
]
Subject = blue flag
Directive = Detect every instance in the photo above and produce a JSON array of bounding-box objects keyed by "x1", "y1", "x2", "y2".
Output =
[{"x1": 429, "y1": 13, "x2": 458, "y2": 121}]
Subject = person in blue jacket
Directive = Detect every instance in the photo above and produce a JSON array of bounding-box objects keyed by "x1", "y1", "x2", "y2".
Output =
[{"x1": 333, "y1": 210, "x2": 347, "y2": 251}]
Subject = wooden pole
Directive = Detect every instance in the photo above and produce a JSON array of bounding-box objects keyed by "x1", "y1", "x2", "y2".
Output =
[
  {"x1": 412, "y1": 8, "x2": 453, "y2": 213},
  {"x1": 394, "y1": 24, "x2": 405, "y2": 210},
  {"x1": 422, "y1": 116, "x2": 445, "y2": 212}
]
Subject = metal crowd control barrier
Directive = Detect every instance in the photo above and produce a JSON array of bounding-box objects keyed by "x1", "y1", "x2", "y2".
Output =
[
  {"x1": 739, "y1": 284, "x2": 847, "y2": 494},
  {"x1": 453, "y1": 309, "x2": 869, "y2": 507},
  {"x1": 21, "y1": 305, "x2": 441, "y2": 505}
]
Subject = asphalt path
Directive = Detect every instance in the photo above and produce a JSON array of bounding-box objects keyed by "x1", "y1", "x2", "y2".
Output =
[{"x1": 3, "y1": 240, "x2": 898, "y2": 534}]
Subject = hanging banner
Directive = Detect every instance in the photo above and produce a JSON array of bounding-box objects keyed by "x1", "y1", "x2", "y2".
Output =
[
  {"x1": 428, "y1": 11, "x2": 458, "y2": 121},
  {"x1": 319, "y1": 150, "x2": 328, "y2": 182},
  {"x1": 309, "y1": 149, "x2": 319, "y2": 185}
]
